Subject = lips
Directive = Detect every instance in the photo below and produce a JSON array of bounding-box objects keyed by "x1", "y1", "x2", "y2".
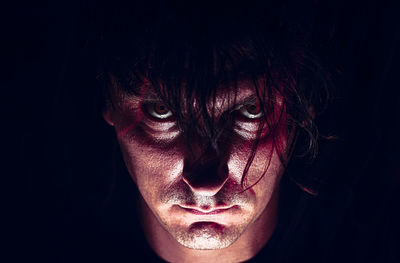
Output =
[{"x1": 179, "y1": 205, "x2": 237, "y2": 215}]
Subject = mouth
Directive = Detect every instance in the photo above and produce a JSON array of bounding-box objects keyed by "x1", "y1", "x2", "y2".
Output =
[{"x1": 179, "y1": 205, "x2": 238, "y2": 215}]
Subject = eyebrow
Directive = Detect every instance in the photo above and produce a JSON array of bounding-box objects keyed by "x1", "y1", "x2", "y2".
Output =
[{"x1": 124, "y1": 89, "x2": 161, "y2": 103}]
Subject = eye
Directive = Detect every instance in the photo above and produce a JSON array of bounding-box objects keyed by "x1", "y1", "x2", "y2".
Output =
[
  {"x1": 144, "y1": 102, "x2": 174, "y2": 120},
  {"x1": 238, "y1": 102, "x2": 263, "y2": 119}
]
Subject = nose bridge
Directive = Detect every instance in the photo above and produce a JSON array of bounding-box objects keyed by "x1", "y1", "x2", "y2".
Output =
[{"x1": 182, "y1": 131, "x2": 229, "y2": 196}]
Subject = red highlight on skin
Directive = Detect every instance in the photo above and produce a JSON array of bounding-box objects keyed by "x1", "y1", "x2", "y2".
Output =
[
  {"x1": 117, "y1": 121, "x2": 140, "y2": 140},
  {"x1": 240, "y1": 102, "x2": 289, "y2": 191}
]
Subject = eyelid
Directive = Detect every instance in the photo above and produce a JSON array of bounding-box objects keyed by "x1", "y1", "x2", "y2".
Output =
[{"x1": 236, "y1": 96, "x2": 257, "y2": 107}]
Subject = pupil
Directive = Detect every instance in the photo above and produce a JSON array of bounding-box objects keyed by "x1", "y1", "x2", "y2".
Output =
[
  {"x1": 155, "y1": 103, "x2": 168, "y2": 114},
  {"x1": 247, "y1": 104, "x2": 260, "y2": 114}
]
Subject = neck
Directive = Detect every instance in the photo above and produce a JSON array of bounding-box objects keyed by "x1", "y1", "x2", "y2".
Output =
[{"x1": 140, "y1": 191, "x2": 279, "y2": 263}]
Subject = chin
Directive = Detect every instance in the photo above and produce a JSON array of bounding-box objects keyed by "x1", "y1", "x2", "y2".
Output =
[{"x1": 172, "y1": 222, "x2": 242, "y2": 250}]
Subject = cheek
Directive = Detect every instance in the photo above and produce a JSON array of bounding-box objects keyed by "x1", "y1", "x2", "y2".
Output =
[
  {"x1": 228, "y1": 139, "x2": 282, "y2": 185},
  {"x1": 116, "y1": 127, "x2": 184, "y2": 203},
  {"x1": 227, "y1": 128, "x2": 288, "y2": 201},
  {"x1": 228, "y1": 104, "x2": 289, "y2": 185}
]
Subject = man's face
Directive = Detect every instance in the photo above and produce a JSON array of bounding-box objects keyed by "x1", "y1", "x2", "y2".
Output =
[{"x1": 104, "y1": 81, "x2": 290, "y2": 250}]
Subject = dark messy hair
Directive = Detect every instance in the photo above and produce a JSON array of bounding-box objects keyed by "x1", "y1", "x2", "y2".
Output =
[{"x1": 93, "y1": 0, "x2": 330, "y2": 191}]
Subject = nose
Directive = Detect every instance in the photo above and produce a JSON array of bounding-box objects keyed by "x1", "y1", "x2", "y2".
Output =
[{"x1": 182, "y1": 140, "x2": 229, "y2": 196}]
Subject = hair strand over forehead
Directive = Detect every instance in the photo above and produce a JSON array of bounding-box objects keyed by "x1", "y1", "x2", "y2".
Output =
[{"x1": 94, "y1": 0, "x2": 331, "y2": 190}]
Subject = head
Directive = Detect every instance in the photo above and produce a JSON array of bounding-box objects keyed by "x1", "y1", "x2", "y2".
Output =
[{"x1": 97, "y1": 0, "x2": 326, "y2": 250}]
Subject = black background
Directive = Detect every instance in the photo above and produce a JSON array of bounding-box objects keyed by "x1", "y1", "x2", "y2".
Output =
[{"x1": 4, "y1": 0, "x2": 400, "y2": 262}]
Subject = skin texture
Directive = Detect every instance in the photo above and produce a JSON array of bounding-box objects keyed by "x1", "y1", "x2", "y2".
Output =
[{"x1": 103, "y1": 81, "x2": 290, "y2": 262}]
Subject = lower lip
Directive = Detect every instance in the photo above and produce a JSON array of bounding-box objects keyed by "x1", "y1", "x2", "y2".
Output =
[{"x1": 182, "y1": 207, "x2": 233, "y2": 215}]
